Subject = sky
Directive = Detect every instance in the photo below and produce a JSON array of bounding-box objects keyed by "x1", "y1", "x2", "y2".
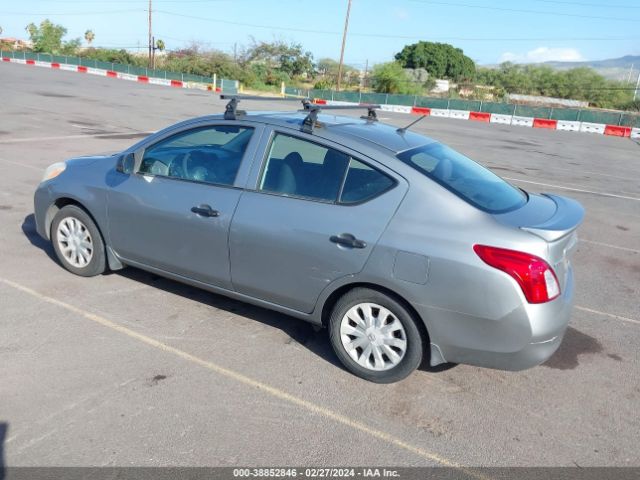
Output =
[{"x1": 1, "y1": 0, "x2": 639, "y2": 69}]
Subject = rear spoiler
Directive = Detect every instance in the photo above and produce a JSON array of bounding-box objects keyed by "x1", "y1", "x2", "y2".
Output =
[{"x1": 521, "y1": 194, "x2": 585, "y2": 242}]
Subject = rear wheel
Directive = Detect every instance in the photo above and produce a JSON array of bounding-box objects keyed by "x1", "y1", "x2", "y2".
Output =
[
  {"x1": 329, "y1": 288, "x2": 424, "y2": 383},
  {"x1": 51, "y1": 205, "x2": 106, "y2": 277}
]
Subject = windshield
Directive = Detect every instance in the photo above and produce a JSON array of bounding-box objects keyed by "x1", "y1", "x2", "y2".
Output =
[{"x1": 396, "y1": 142, "x2": 527, "y2": 213}]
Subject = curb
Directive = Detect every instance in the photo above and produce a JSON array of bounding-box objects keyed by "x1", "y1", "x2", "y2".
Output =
[
  {"x1": 1, "y1": 56, "x2": 222, "y2": 93},
  {"x1": 309, "y1": 98, "x2": 639, "y2": 140}
]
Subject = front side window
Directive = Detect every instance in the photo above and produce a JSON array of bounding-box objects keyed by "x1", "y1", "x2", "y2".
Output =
[
  {"x1": 139, "y1": 125, "x2": 254, "y2": 186},
  {"x1": 396, "y1": 142, "x2": 527, "y2": 213},
  {"x1": 260, "y1": 133, "x2": 350, "y2": 202}
]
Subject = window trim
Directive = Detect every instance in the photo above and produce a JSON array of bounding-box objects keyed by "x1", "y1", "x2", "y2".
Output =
[
  {"x1": 136, "y1": 124, "x2": 255, "y2": 189},
  {"x1": 256, "y1": 130, "x2": 397, "y2": 206}
]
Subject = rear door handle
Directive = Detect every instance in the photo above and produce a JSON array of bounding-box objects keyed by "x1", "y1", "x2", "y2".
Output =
[
  {"x1": 191, "y1": 204, "x2": 219, "y2": 218},
  {"x1": 330, "y1": 233, "x2": 367, "y2": 249}
]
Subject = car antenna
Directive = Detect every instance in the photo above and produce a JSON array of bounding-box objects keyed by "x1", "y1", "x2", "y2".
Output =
[{"x1": 396, "y1": 115, "x2": 427, "y2": 134}]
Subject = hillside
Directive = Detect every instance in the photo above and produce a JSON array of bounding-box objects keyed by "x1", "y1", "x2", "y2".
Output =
[{"x1": 542, "y1": 55, "x2": 640, "y2": 81}]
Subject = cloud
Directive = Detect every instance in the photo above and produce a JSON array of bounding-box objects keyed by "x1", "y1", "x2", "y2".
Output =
[
  {"x1": 498, "y1": 47, "x2": 585, "y2": 64},
  {"x1": 394, "y1": 8, "x2": 409, "y2": 20}
]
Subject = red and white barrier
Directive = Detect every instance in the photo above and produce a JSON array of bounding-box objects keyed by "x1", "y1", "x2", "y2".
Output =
[
  {"x1": 1, "y1": 56, "x2": 219, "y2": 93},
  {"x1": 580, "y1": 123, "x2": 606, "y2": 135},
  {"x1": 557, "y1": 120, "x2": 581, "y2": 132},
  {"x1": 490, "y1": 114, "x2": 512, "y2": 124},
  {"x1": 449, "y1": 110, "x2": 470, "y2": 120},
  {"x1": 4, "y1": 56, "x2": 637, "y2": 139},
  {"x1": 511, "y1": 116, "x2": 535, "y2": 127}
]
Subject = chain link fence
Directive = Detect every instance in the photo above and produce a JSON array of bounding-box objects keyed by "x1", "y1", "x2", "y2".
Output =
[{"x1": 284, "y1": 86, "x2": 640, "y2": 128}]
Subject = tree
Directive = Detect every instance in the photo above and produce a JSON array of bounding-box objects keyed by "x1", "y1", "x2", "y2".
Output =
[
  {"x1": 84, "y1": 29, "x2": 95, "y2": 46},
  {"x1": 25, "y1": 19, "x2": 80, "y2": 54},
  {"x1": 241, "y1": 40, "x2": 314, "y2": 78},
  {"x1": 371, "y1": 62, "x2": 420, "y2": 94},
  {"x1": 155, "y1": 39, "x2": 165, "y2": 52},
  {"x1": 395, "y1": 41, "x2": 475, "y2": 81}
]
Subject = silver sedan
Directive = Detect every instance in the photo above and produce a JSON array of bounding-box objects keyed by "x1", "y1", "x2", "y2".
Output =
[{"x1": 33, "y1": 100, "x2": 583, "y2": 383}]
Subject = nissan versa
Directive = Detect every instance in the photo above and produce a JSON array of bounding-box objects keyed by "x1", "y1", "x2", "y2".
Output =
[{"x1": 33, "y1": 98, "x2": 584, "y2": 383}]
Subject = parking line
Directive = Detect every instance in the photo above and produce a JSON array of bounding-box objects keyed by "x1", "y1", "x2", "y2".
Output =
[
  {"x1": 580, "y1": 239, "x2": 640, "y2": 254},
  {"x1": 575, "y1": 306, "x2": 640, "y2": 326},
  {"x1": 0, "y1": 276, "x2": 486, "y2": 478},
  {"x1": 504, "y1": 177, "x2": 640, "y2": 202}
]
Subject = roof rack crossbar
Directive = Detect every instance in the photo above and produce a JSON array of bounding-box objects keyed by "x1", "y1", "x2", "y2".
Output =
[
  {"x1": 299, "y1": 103, "x2": 381, "y2": 133},
  {"x1": 220, "y1": 94, "x2": 310, "y2": 121}
]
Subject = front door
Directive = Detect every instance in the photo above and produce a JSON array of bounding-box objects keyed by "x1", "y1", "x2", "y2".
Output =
[
  {"x1": 229, "y1": 131, "x2": 407, "y2": 313},
  {"x1": 108, "y1": 124, "x2": 258, "y2": 289}
]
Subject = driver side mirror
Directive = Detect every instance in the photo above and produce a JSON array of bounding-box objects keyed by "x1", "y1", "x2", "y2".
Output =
[{"x1": 116, "y1": 152, "x2": 135, "y2": 174}]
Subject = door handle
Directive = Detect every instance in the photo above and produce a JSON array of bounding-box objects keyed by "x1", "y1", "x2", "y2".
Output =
[
  {"x1": 330, "y1": 233, "x2": 367, "y2": 249},
  {"x1": 191, "y1": 204, "x2": 219, "y2": 218}
]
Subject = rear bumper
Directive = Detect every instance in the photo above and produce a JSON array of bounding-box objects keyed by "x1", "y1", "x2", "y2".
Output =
[{"x1": 418, "y1": 265, "x2": 575, "y2": 371}]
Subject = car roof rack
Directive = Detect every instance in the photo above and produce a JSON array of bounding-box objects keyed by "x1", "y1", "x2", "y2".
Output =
[
  {"x1": 220, "y1": 94, "x2": 306, "y2": 120},
  {"x1": 219, "y1": 95, "x2": 381, "y2": 134}
]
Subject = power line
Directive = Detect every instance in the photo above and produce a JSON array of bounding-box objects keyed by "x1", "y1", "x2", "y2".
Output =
[
  {"x1": 531, "y1": 0, "x2": 640, "y2": 8},
  {"x1": 153, "y1": 9, "x2": 640, "y2": 41},
  {"x1": 408, "y1": 0, "x2": 640, "y2": 22}
]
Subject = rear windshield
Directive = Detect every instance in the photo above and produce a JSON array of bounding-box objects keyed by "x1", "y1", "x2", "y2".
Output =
[{"x1": 396, "y1": 143, "x2": 527, "y2": 213}]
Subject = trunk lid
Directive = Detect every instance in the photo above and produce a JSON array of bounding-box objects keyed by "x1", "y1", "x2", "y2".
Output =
[{"x1": 493, "y1": 193, "x2": 584, "y2": 290}]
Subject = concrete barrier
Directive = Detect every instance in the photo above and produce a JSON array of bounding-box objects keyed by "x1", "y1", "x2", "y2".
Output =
[
  {"x1": 449, "y1": 110, "x2": 470, "y2": 120},
  {"x1": 411, "y1": 107, "x2": 430, "y2": 115},
  {"x1": 469, "y1": 111, "x2": 491, "y2": 122},
  {"x1": 389, "y1": 105, "x2": 412, "y2": 114},
  {"x1": 631, "y1": 128, "x2": 640, "y2": 139},
  {"x1": 604, "y1": 125, "x2": 632, "y2": 137},
  {"x1": 511, "y1": 116, "x2": 534, "y2": 127},
  {"x1": 430, "y1": 108, "x2": 450, "y2": 118},
  {"x1": 533, "y1": 118, "x2": 558, "y2": 129},
  {"x1": 580, "y1": 122, "x2": 606, "y2": 134},
  {"x1": 557, "y1": 121, "x2": 581, "y2": 132},
  {"x1": 490, "y1": 114, "x2": 512, "y2": 124}
]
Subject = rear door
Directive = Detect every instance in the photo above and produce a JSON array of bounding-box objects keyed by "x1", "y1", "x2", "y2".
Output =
[
  {"x1": 107, "y1": 122, "x2": 262, "y2": 289},
  {"x1": 229, "y1": 129, "x2": 408, "y2": 313}
]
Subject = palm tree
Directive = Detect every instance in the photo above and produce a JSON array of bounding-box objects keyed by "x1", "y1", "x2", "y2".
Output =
[{"x1": 84, "y1": 29, "x2": 95, "y2": 46}]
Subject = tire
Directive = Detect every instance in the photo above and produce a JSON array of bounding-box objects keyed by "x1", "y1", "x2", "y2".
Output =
[
  {"x1": 329, "y1": 288, "x2": 424, "y2": 383},
  {"x1": 51, "y1": 205, "x2": 106, "y2": 277}
]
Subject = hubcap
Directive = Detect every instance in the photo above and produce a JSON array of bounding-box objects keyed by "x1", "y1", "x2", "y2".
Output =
[
  {"x1": 339, "y1": 302, "x2": 407, "y2": 371},
  {"x1": 56, "y1": 217, "x2": 93, "y2": 268}
]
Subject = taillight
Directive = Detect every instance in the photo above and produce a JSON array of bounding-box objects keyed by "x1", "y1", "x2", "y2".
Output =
[{"x1": 473, "y1": 245, "x2": 560, "y2": 304}]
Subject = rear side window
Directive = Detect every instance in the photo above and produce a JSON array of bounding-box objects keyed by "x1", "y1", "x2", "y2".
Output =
[
  {"x1": 139, "y1": 125, "x2": 254, "y2": 186},
  {"x1": 340, "y1": 159, "x2": 395, "y2": 204},
  {"x1": 260, "y1": 133, "x2": 350, "y2": 202},
  {"x1": 396, "y1": 142, "x2": 526, "y2": 213}
]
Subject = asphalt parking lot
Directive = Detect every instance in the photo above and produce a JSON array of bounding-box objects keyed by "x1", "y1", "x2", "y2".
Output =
[{"x1": 1, "y1": 62, "x2": 639, "y2": 469}]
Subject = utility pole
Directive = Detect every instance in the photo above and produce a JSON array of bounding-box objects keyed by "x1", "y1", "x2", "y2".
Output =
[
  {"x1": 362, "y1": 59, "x2": 368, "y2": 93},
  {"x1": 634, "y1": 70, "x2": 640, "y2": 101},
  {"x1": 336, "y1": 0, "x2": 352, "y2": 92},
  {"x1": 148, "y1": 0, "x2": 153, "y2": 68}
]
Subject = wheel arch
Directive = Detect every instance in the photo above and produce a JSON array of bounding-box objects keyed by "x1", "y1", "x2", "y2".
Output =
[
  {"x1": 319, "y1": 282, "x2": 430, "y2": 344},
  {"x1": 46, "y1": 197, "x2": 123, "y2": 271}
]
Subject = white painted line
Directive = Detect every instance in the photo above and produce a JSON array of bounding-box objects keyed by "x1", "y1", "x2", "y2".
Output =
[
  {"x1": 504, "y1": 177, "x2": 640, "y2": 202},
  {"x1": 575, "y1": 306, "x2": 640, "y2": 326},
  {"x1": 580, "y1": 239, "x2": 640, "y2": 254},
  {"x1": 0, "y1": 131, "x2": 154, "y2": 144},
  {"x1": 0, "y1": 158, "x2": 43, "y2": 171},
  {"x1": 0, "y1": 276, "x2": 487, "y2": 478}
]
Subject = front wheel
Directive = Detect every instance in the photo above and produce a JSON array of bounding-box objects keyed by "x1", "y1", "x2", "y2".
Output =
[
  {"x1": 51, "y1": 205, "x2": 106, "y2": 277},
  {"x1": 329, "y1": 288, "x2": 424, "y2": 383}
]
